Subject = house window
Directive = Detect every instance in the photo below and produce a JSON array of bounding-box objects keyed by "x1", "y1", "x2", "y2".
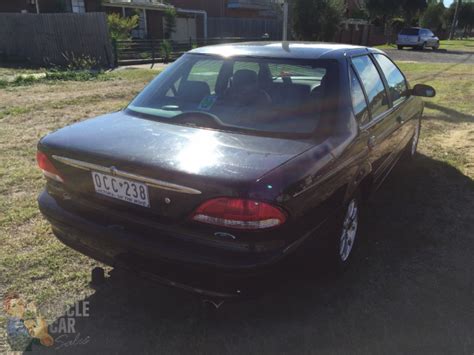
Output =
[{"x1": 71, "y1": 0, "x2": 85, "y2": 13}]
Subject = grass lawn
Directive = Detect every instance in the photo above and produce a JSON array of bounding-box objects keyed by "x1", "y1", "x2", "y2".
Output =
[
  {"x1": 0, "y1": 67, "x2": 46, "y2": 81},
  {"x1": 377, "y1": 38, "x2": 474, "y2": 52},
  {"x1": 440, "y1": 38, "x2": 474, "y2": 52},
  {"x1": 0, "y1": 62, "x2": 473, "y2": 353}
]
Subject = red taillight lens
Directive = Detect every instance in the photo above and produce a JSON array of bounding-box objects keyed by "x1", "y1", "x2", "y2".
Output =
[
  {"x1": 191, "y1": 198, "x2": 287, "y2": 230},
  {"x1": 36, "y1": 151, "x2": 64, "y2": 183}
]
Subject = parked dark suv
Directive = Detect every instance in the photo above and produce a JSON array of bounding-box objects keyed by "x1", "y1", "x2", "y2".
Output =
[{"x1": 37, "y1": 42, "x2": 435, "y2": 298}]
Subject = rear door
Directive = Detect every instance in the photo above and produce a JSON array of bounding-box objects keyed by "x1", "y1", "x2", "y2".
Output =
[
  {"x1": 420, "y1": 29, "x2": 429, "y2": 46},
  {"x1": 350, "y1": 54, "x2": 398, "y2": 187},
  {"x1": 426, "y1": 29, "x2": 437, "y2": 46},
  {"x1": 372, "y1": 53, "x2": 416, "y2": 156},
  {"x1": 399, "y1": 28, "x2": 419, "y2": 45}
]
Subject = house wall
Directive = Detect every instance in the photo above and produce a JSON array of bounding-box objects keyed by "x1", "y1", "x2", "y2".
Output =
[
  {"x1": 171, "y1": 17, "x2": 197, "y2": 41},
  {"x1": 84, "y1": 0, "x2": 102, "y2": 12},
  {"x1": 38, "y1": 0, "x2": 71, "y2": 13},
  {"x1": 0, "y1": 0, "x2": 102, "y2": 13},
  {"x1": 169, "y1": 0, "x2": 226, "y2": 17},
  {"x1": 0, "y1": 0, "x2": 38, "y2": 13},
  {"x1": 146, "y1": 10, "x2": 164, "y2": 39},
  {"x1": 169, "y1": 0, "x2": 272, "y2": 18}
]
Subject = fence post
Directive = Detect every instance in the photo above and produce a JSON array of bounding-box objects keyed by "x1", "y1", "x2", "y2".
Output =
[
  {"x1": 151, "y1": 39, "x2": 155, "y2": 69},
  {"x1": 112, "y1": 38, "x2": 118, "y2": 68},
  {"x1": 366, "y1": 25, "x2": 371, "y2": 46}
]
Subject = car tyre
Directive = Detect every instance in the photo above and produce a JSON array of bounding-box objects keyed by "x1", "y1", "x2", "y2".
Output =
[
  {"x1": 329, "y1": 193, "x2": 361, "y2": 273},
  {"x1": 397, "y1": 45, "x2": 403, "y2": 50}
]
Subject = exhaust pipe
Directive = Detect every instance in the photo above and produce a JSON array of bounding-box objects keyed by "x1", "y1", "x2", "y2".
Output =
[{"x1": 201, "y1": 298, "x2": 225, "y2": 310}]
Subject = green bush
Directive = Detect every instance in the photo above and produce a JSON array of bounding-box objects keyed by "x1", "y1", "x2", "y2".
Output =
[
  {"x1": 160, "y1": 40, "x2": 173, "y2": 63},
  {"x1": 45, "y1": 71, "x2": 99, "y2": 81},
  {"x1": 61, "y1": 52, "x2": 100, "y2": 71},
  {"x1": 107, "y1": 13, "x2": 139, "y2": 41},
  {"x1": 163, "y1": 8, "x2": 177, "y2": 39}
]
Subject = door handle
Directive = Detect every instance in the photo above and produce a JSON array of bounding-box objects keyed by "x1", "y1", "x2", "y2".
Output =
[
  {"x1": 397, "y1": 116, "x2": 405, "y2": 124},
  {"x1": 368, "y1": 135, "x2": 376, "y2": 149}
]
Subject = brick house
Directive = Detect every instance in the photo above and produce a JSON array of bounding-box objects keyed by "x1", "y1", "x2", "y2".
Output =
[
  {"x1": 102, "y1": 0, "x2": 281, "y2": 40},
  {"x1": 0, "y1": 0, "x2": 101, "y2": 13},
  {"x1": 1, "y1": 0, "x2": 282, "y2": 41}
]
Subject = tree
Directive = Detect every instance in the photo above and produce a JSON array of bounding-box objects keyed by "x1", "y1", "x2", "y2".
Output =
[
  {"x1": 446, "y1": 2, "x2": 474, "y2": 38},
  {"x1": 421, "y1": 2, "x2": 447, "y2": 32},
  {"x1": 399, "y1": 0, "x2": 428, "y2": 26},
  {"x1": 365, "y1": 0, "x2": 401, "y2": 42},
  {"x1": 107, "y1": 13, "x2": 139, "y2": 41},
  {"x1": 292, "y1": 0, "x2": 344, "y2": 41},
  {"x1": 458, "y1": 3, "x2": 474, "y2": 36},
  {"x1": 365, "y1": 0, "x2": 400, "y2": 24}
]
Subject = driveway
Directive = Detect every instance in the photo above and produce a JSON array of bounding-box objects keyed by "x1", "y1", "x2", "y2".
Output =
[{"x1": 384, "y1": 48, "x2": 474, "y2": 63}]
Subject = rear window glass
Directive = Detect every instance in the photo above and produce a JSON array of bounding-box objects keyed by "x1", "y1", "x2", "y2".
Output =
[
  {"x1": 128, "y1": 54, "x2": 340, "y2": 137},
  {"x1": 351, "y1": 55, "x2": 389, "y2": 118},
  {"x1": 400, "y1": 28, "x2": 420, "y2": 35},
  {"x1": 349, "y1": 68, "x2": 369, "y2": 125}
]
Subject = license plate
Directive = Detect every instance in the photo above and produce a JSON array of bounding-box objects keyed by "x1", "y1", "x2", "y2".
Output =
[{"x1": 91, "y1": 171, "x2": 150, "y2": 207}]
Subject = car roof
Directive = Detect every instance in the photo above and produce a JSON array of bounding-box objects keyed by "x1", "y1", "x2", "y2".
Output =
[{"x1": 189, "y1": 41, "x2": 384, "y2": 60}]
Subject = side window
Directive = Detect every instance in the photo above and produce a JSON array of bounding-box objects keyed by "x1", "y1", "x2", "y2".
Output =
[
  {"x1": 233, "y1": 61, "x2": 260, "y2": 75},
  {"x1": 374, "y1": 54, "x2": 407, "y2": 106},
  {"x1": 268, "y1": 63, "x2": 325, "y2": 78},
  {"x1": 349, "y1": 67, "x2": 370, "y2": 124},
  {"x1": 352, "y1": 55, "x2": 389, "y2": 118},
  {"x1": 187, "y1": 59, "x2": 224, "y2": 94}
]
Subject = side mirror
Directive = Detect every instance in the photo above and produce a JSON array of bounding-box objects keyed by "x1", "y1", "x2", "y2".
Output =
[{"x1": 411, "y1": 84, "x2": 436, "y2": 98}]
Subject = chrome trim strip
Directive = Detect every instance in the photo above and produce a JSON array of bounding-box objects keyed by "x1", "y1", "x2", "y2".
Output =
[{"x1": 52, "y1": 155, "x2": 202, "y2": 195}]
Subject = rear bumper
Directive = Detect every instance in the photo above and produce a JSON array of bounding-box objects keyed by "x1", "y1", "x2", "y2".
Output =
[
  {"x1": 396, "y1": 41, "x2": 422, "y2": 46},
  {"x1": 38, "y1": 190, "x2": 324, "y2": 297}
]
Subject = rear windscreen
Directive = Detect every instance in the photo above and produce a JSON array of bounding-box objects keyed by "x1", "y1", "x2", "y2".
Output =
[
  {"x1": 400, "y1": 28, "x2": 420, "y2": 35},
  {"x1": 128, "y1": 54, "x2": 340, "y2": 136}
]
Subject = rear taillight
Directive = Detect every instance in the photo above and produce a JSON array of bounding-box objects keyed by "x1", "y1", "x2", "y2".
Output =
[
  {"x1": 36, "y1": 151, "x2": 64, "y2": 183},
  {"x1": 191, "y1": 198, "x2": 287, "y2": 230}
]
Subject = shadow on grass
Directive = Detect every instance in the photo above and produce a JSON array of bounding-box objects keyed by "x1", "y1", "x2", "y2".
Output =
[
  {"x1": 33, "y1": 155, "x2": 474, "y2": 354},
  {"x1": 424, "y1": 101, "x2": 474, "y2": 123}
]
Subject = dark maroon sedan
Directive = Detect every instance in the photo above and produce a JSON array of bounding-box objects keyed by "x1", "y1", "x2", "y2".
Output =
[{"x1": 37, "y1": 42, "x2": 435, "y2": 298}]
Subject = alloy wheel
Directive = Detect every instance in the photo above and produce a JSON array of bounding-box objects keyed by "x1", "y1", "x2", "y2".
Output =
[
  {"x1": 339, "y1": 199, "x2": 359, "y2": 262},
  {"x1": 411, "y1": 121, "x2": 420, "y2": 156}
]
